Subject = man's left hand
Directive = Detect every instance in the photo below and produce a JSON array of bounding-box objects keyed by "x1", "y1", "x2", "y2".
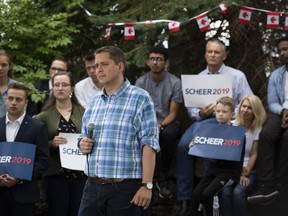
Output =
[{"x1": 130, "y1": 187, "x2": 152, "y2": 210}]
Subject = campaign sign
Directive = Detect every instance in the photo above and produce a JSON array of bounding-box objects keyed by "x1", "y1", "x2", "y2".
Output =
[
  {"x1": 181, "y1": 74, "x2": 232, "y2": 108},
  {"x1": 59, "y1": 133, "x2": 86, "y2": 171},
  {"x1": 0, "y1": 142, "x2": 36, "y2": 180},
  {"x1": 188, "y1": 123, "x2": 245, "y2": 161}
]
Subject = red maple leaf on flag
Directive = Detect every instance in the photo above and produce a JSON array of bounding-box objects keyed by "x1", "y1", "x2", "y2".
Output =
[
  {"x1": 242, "y1": 12, "x2": 249, "y2": 18},
  {"x1": 238, "y1": 6, "x2": 253, "y2": 24},
  {"x1": 267, "y1": 12, "x2": 280, "y2": 29},
  {"x1": 128, "y1": 28, "x2": 133, "y2": 34},
  {"x1": 196, "y1": 13, "x2": 210, "y2": 32},
  {"x1": 124, "y1": 24, "x2": 135, "y2": 40},
  {"x1": 168, "y1": 21, "x2": 180, "y2": 33}
]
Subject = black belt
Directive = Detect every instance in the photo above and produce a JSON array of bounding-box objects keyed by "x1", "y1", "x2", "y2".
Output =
[{"x1": 88, "y1": 177, "x2": 124, "y2": 184}]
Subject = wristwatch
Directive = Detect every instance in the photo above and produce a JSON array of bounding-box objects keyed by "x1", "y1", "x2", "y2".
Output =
[{"x1": 141, "y1": 182, "x2": 153, "y2": 190}]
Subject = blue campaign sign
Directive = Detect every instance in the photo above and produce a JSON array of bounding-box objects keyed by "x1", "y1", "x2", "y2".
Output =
[
  {"x1": 0, "y1": 142, "x2": 36, "y2": 180},
  {"x1": 188, "y1": 123, "x2": 245, "y2": 161}
]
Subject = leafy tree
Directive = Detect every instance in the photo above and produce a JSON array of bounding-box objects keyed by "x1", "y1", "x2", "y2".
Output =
[
  {"x1": 0, "y1": 0, "x2": 78, "y2": 102},
  {"x1": 76, "y1": 0, "x2": 287, "y2": 105}
]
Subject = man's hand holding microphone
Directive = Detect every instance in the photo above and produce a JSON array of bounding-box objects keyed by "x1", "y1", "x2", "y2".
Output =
[{"x1": 79, "y1": 123, "x2": 95, "y2": 155}]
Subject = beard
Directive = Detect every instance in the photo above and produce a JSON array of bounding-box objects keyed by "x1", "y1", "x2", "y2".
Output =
[{"x1": 151, "y1": 66, "x2": 165, "y2": 74}]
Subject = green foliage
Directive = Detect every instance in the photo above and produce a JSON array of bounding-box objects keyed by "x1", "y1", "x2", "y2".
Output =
[
  {"x1": 76, "y1": 0, "x2": 240, "y2": 76},
  {"x1": 0, "y1": 0, "x2": 78, "y2": 101}
]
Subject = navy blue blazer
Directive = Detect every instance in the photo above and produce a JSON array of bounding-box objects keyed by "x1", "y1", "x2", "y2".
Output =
[{"x1": 0, "y1": 115, "x2": 49, "y2": 204}]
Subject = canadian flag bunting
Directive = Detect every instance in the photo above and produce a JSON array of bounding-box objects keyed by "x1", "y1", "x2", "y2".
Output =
[
  {"x1": 238, "y1": 6, "x2": 253, "y2": 24},
  {"x1": 168, "y1": 21, "x2": 181, "y2": 33},
  {"x1": 285, "y1": 14, "x2": 288, "y2": 30},
  {"x1": 99, "y1": 3, "x2": 288, "y2": 40},
  {"x1": 144, "y1": 20, "x2": 156, "y2": 26},
  {"x1": 105, "y1": 25, "x2": 112, "y2": 40},
  {"x1": 219, "y1": 3, "x2": 227, "y2": 14},
  {"x1": 196, "y1": 13, "x2": 210, "y2": 32},
  {"x1": 124, "y1": 24, "x2": 135, "y2": 40},
  {"x1": 267, "y1": 12, "x2": 280, "y2": 28}
]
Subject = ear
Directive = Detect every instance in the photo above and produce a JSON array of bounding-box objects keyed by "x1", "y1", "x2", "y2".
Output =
[
  {"x1": 118, "y1": 62, "x2": 125, "y2": 74},
  {"x1": 164, "y1": 59, "x2": 169, "y2": 68},
  {"x1": 146, "y1": 59, "x2": 150, "y2": 67},
  {"x1": 223, "y1": 53, "x2": 227, "y2": 61},
  {"x1": 25, "y1": 98, "x2": 29, "y2": 106}
]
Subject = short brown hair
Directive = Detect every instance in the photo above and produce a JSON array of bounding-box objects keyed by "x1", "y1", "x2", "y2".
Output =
[
  {"x1": 7, "y1": 82, "x2": 29, "y2": 99},
  {"x1": 216, "y1": 96, "x2": 235, "y2": 112},
  {"x1": 94, "y1": 46, "x2": 126, "y2": 67}
]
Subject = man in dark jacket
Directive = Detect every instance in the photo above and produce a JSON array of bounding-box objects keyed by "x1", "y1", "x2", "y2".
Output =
[{"x1": 0, "y1": 82, "x2": 49, "y2": 216}]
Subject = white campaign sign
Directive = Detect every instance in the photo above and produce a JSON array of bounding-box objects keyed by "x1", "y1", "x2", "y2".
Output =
[
  {"x1": 181, "y1": 74, "x2": 233, "y2": 107},
  {"x1": 59, "y1": 133, "x2": 86, "y2": 171}
]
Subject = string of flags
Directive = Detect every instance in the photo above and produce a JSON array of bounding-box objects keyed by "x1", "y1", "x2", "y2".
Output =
[{"x1": 78, "y1": 2, "x2": 288, "y2": 41}]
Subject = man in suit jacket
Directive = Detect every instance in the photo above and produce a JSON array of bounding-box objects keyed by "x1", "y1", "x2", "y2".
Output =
[{"x1": 0, "y1": 82, "x2": 49, "y2": 216}]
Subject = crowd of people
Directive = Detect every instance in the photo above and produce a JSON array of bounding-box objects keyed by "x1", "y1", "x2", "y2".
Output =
[{"x1": 0, "y1": 36, "x2": 288, "y2": 216}]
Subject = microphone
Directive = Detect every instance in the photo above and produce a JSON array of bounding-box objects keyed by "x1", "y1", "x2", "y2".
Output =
[
  {"x1": 87, "y1": 123, "x2": 95, "y2": 139},
  {"x1": 86, "y1": 123, "x2": 95, "y2": 176}
]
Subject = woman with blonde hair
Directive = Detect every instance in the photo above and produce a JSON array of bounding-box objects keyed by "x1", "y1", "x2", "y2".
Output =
[{"x1": 220, "y1": 95, "x2": 267, "y2": 216}]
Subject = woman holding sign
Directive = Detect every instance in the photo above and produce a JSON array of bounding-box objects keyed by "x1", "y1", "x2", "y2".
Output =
[
  {"x1": 35, "y1": 71, "x2": 85, "y2": 216},
  {"x1": 220, "y1": 95, "x2": 266, "y2": 216}
]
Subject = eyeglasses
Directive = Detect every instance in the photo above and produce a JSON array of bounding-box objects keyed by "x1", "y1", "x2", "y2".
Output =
[
  {"x1": 53, "y1": 83, "x2": 71, "y2": 88},
  {"x1": 50, "y1": 67, "x2": 67, "y2": 73},
  {"x1": 149, "y1": 57, "x2": 164, "y2": 62}
]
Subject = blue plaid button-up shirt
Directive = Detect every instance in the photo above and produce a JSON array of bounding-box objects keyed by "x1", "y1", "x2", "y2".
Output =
[{"x1": 80, "y1": 79, "x2": 160, "y2": 179}]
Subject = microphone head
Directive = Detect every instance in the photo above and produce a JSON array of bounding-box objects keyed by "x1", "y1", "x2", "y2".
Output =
[{"x1": 88, "y1": 123, "x2": 95, "y2": 130}]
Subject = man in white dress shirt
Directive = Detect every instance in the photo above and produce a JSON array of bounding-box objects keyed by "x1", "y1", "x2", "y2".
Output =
[{"x1": 75, "y1": 51, "x2": 103, "y2": 108}]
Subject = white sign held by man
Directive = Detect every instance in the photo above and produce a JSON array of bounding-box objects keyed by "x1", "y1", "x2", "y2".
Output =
[{"x1": 181, "y1": 74, "x2": 232, "y2": 107}]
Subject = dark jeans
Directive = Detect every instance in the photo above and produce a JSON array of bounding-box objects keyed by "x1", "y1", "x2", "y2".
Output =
[
  {"x1": 45, "y1": 176, "x2": 86, "y2": 216},
  {"x1": 78, "y1": 179, "x2": 148, "y2": 216},
  {"x1": 191, "y1": 173, "x2": 236, "y2": 216},
  {"x1": 0, "y1": 187, "x2": 34, "y2": 216},
  {"x1": 220, "y1": 172, "x2": 257, "y2": 216},
  {"x1": 256, "y1": 113, "x2": 288, "y2": 183},
  {"x1": 158, "y1": 120, "x2": 181, "y2": 181}
]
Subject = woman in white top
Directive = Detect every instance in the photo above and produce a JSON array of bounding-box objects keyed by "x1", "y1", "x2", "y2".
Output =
[{"x1": 220, "y1": 95, "x2": 267, "y2": 216}]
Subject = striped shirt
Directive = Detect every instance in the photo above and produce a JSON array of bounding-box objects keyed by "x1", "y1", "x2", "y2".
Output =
[{"x1": 80, "y1": 79, "x2": 160, "y2": 179}]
